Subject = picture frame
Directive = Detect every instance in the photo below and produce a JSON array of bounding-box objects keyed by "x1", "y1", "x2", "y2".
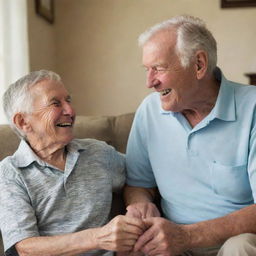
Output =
[
  {"x1": 221, "y1": 0, "x2": 256, "y2": 8},
  {"x1": 35, "y1": 0, "x2": 54, "y2": 24}
]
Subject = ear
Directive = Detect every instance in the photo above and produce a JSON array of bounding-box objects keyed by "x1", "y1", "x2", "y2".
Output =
[
  {"x1": 195, "y1": 50, "x2": 208, "y2": 79},
  {"x1": 13, "y1": 113, "x2": 32, "y2": 134}
]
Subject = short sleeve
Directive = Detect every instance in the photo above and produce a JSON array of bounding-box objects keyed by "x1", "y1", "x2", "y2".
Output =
[
  {"x1": 126, "y1": 105, "x2": 157, "y2": 188},
  {"x1": 248, "y1": 113, "x2": 256, "y2": 202},
  {"x1": 108, "y1": 148, "x2": 125, "y2": 192},
  {"x1": 0, "y1": 162, "x2": 39, "y2": 252}
]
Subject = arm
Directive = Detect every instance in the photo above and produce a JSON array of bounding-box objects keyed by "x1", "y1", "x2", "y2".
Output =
[
  {"x1": 124, "y1": 185, "x2": 161, "y2": 218},
  {"x1": 16, "y1": 215, "x2": 145, "y2": 256},
  {"x1": 134, "y1": 200, "x2": 256, "y2": 256}
]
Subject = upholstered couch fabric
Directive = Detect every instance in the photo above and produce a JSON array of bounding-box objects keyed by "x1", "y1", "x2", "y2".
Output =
[{"x1": 0, "y1": 113, "x2": 134, "y2": 255}]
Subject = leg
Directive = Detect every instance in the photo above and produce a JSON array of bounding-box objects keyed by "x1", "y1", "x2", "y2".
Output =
[{"x1": 217, "y1": 233, "x2": 256, "y2": 256}]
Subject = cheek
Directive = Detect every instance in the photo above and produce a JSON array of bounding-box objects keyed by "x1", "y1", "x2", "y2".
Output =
[
  {"x1": 40, "y1": 110, "x2": 58, "y2": 134},
  {"x1": 160, "y1": 74, "x2": 175, "y2": 86}
]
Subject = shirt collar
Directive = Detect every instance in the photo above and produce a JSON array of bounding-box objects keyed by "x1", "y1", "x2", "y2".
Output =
[
  {"x1": 208, "y1": 68, "x2": 236, "y2": 122},
  {"x1": 11, "y1": 139, "x2": 86, "y2": 168}
]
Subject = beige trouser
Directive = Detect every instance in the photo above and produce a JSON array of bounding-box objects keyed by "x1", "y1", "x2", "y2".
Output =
[{"x1": 180, "y1": 233, "x2": 256, "y2": 256}]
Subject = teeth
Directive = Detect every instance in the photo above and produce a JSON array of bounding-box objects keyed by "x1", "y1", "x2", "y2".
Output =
[
  {"x1": 161, "y1": 89, "x2": 171, "y2": 96},
  {"x1": 57, "y1": 123, "x2": 72, "y2": 127}
]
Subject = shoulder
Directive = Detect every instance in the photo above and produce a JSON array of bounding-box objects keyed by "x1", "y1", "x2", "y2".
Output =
[
  {"x1": 0, "y1": 157, "x2": 21, "y2": 183},
  {"x1": 72, "y1": 139, "x2": 125, "y2": 171},
  {"x1": 134, "y1": 92, "x2": 161, "y2": 121},
  {"x1": 138, "y1": 92, "x2": 160, "y2": 112},
  {"x1": 229, "y1": 80, "x2": 256, "y2": 101},
  {"x1": 72, "y1": 138, "x2": 109, "y2": 148},
  {"x1": 72, "y1": 138, "x2": 120, "y2": 156}
]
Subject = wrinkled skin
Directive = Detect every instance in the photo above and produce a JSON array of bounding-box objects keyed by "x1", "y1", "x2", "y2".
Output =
[
  {"x1": 134, "y1": 217, "x2": 189, "y2": 256},
  {"x1": 117, "y1": 202, "x2": 161, "y2": 256},
  {"x1": 19, "y1": 79, "x2": 75, "y2": 159},
  {"x1": 98, "y1": 215, "x2": 146, "y2": 252}
]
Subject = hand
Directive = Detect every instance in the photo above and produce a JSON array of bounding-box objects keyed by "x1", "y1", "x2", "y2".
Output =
[
  {"x1": 126, "y1": 202, "x2": 161, "y2": 218},
  {"x1": 97, "y1": 215, "x2": 146, "y2": 252},
  {"x1": 134, "y1": 217, "x2": 190, "y2": 256},
  {"x1": 117, "y1": 251, "x2": 145, "y2": 256}
]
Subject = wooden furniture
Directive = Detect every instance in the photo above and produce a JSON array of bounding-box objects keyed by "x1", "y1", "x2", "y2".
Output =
[{"x1": 245, "y1": 73, "x2": 256, "y2": 85}]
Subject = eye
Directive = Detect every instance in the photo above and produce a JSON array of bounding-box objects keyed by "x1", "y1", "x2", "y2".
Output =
[
  {"x1": 155, "y1": 66, "x2": 168, "y2": 72},
  {"x1": 66, "y1": 97, "x2": 72, "y2": 103},
  {"x1": 52, "y1": 101, "x2": 60, "y2": 107}
]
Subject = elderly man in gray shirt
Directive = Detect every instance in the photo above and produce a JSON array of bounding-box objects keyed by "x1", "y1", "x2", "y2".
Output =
[{"x1": 0, "y1": 70, "x2": 145, "y2": 256}]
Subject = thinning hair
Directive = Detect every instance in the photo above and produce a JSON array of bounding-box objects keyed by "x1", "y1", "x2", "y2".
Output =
[
  {"x1": 138, "y1": 15, "x2": 217, "y2": 73},
  {"x1": 3, "y1": 70, "x2": 61, "y2": 138}
]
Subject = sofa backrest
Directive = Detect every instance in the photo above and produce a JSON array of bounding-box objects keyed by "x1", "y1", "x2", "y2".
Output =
[{"x1": 0, "y1": 113, "x2": 134, "y2": 161}]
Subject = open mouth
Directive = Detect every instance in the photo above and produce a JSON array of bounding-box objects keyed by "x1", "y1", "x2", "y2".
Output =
[
  {"x1": 160, "y1": 89, "x2": 171, "y2": 96},
  {"x1": 56, "y1": 122, "x2": 73, "y2": 127}
]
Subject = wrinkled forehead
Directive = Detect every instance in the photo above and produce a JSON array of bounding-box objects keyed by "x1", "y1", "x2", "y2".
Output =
[
  {"x1": 142, "y1": 30, "x2": 178, "y2": 65},
  {"x1": 29, "y1": 79, "x2": 68, "y2": 103}
]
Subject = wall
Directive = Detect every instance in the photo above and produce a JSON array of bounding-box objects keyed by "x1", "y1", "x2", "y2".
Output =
[
  {"x1": 30, "y1": 0, "x2": 256, "y2": 116},
  {"x1": 27, "y1": 0, "x2": 57, "y2": 71}
]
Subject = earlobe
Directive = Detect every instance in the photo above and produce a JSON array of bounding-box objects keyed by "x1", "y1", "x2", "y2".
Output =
[{"x1": 13, "y1": 113, "x2": 31, "y2": 134}]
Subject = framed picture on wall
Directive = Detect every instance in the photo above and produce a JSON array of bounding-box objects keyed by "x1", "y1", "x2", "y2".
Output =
[
  {"x1": 35, "y1": 0, "x2": 54, "y2": 24},
  {"x1": 221, "y1": 0, "x2": 256, "y2": 8}
]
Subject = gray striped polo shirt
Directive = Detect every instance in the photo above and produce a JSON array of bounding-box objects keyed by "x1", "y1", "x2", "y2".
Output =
[{"x1": 0, "y1": 138, "x2": 125, "y2": 255}]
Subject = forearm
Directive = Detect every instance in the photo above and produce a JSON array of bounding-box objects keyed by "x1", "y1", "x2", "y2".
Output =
[
  {"x1": 124, "y1": 185, "x2": 157, "y2": 206},
  {"x1": 16, "y1": 228, "x2": 99, "y2": 256},
  {"x1": 185, "y1": 204, "x2": 256, "y2": 249}
]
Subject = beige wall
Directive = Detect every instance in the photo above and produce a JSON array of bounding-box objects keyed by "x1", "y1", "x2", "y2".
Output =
[
  {"x1": 28, "y1": 0, "x2": 256, "y2": 116},
  {"x1": 27, "y1": 0, "x2": 57, "y2": 71}
]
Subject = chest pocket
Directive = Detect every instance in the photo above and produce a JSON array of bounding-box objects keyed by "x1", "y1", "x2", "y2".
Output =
[{"x1": 210, "y1": 162, "x2": 253, "y2": 203}]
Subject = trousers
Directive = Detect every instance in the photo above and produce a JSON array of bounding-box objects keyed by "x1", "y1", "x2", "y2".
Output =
[{"x1": 181, "y1": 233, "x2": 256, "y2": 256}]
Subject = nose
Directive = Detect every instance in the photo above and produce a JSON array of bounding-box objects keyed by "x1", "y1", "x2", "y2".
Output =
[
  {"x1": 146, "y1": 68, "x2": 159, "y2": 89},
  {"x1": 63, "y1": 101, "x2": 75, "y2": 116}
]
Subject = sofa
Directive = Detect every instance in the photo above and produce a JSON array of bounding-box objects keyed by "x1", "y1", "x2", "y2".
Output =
[{"x1": 0, "y1": 113, "x2": 135, "y2": 255}]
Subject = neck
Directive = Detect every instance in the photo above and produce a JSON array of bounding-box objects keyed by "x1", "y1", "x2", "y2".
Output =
[
  {"x1": 28, "y1": 140, "x2": 67, "y2": 171},
  {"x1": 182, "y1": 75, "x2": 220, "y2": 127}
]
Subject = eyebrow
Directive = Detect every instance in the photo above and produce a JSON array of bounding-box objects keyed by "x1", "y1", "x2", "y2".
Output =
[{"x1": 49, "y1": 95, "x2": 72, "y2": 102}]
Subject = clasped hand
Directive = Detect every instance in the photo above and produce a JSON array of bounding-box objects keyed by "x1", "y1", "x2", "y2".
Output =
[{"x1": 119, "y1": 202, "x2": 190, "y2": 256}]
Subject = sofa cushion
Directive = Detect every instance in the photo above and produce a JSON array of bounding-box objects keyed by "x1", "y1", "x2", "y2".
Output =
[
  {"x1": 0, "y1": 125, "x2": 20, "y2": 160},
  {"x1": 112, "y1": 113, "x2": 134, "y2": 153},
  {"x1": 74, "y1": 115, "x2": 114, "y2": 145}
]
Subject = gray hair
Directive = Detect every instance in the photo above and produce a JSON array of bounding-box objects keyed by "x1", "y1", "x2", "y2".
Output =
[
  {"x1": 138, "y1": 15, "x2": 217, "y2": 73},
  {"x1": 3, "y1": 70, "x2": 61, "y2": 138}
]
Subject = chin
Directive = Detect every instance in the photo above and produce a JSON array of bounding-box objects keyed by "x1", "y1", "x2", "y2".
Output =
[
  {"x1": 161, "y1": 102, "x2": 176, "y2": 112},
  {"x1": 161, "y1": 98, "x2": 182, "y2": 112},
  {"x1": 60, "y1": 134, "x2": 74, "y2": 146}
]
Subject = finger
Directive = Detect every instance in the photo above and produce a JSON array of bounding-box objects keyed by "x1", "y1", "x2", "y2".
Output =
[
  {"x1": 126, "y1": 208, "x2": 142, "y2": 218},
  {"x1": 140, "y1": 241, "x2": 157, "y2": 255},
  {"x1": 143, "y1": 247, "x2": 160, "y2": 256},
  {"x1": 134, "y1": 228, "x2": 154, "y2": 251},
  {"x1": 124, "y1": 216, "x2": 147, "y2": 231}
]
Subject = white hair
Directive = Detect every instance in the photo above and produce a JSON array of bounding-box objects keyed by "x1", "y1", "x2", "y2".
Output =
[
  {"x1": 138, "y1": 15, "x2": 217, "y2": 73},
  {"x1": 3, "y1": 70, "x2": 61, "y2": 138}
]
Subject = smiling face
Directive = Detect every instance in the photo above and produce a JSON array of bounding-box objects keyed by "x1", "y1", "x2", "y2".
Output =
[
  {"x1": 142, "y1": 30, "x2": 200, "y2": 112},
  {"x1": 23, "y1": 79, "x2": 76, "y2": 151}
]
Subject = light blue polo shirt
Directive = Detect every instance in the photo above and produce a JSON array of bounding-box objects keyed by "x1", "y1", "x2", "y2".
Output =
[{"x1": 126, "y1": 69, "x2": 256, "y2": 224}]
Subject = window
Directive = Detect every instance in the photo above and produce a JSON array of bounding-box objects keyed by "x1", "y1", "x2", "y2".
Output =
[{"x1": 0, "y1": 0, "x2": 29, "y2": 124}]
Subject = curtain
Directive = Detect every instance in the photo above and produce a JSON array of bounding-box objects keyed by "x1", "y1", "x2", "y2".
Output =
[{"x1": 0, "y1": 0, "x2": 29, "y2": 124}]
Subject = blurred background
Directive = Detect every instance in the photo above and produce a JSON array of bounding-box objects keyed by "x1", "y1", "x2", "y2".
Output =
[{"x1": 1, "y1": 0, "x2": 256, "y2": 124}]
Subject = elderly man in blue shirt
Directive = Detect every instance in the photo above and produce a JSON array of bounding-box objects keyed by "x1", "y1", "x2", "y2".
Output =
[{"x1": 124, "y1": 15, "x2": 256, "y2": 256}]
